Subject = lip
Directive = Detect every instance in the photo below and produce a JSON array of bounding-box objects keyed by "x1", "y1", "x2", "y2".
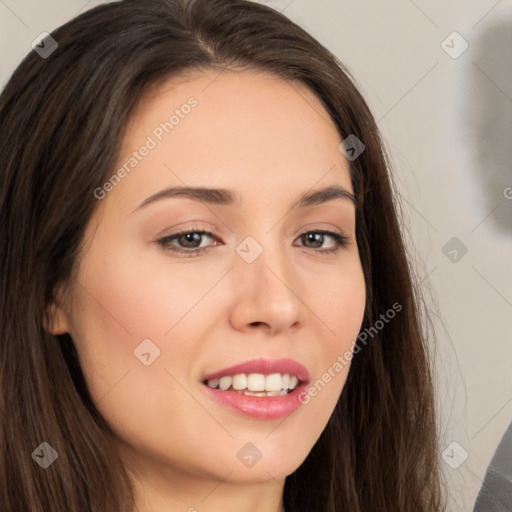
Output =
[
  {"x1": 201, "y1": 358, "x2": 310, "y2": 420},
  {"x1": 202, "y1": 357, "x2": 310, "y2": 383},
  {"x1": 201, "y1": 380, "x2": 309, "y2": 420}
]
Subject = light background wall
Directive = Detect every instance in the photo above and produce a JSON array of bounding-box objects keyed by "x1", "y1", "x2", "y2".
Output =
[{"x1": 1, "y1": 1, "x2": 511, "y2": 510}]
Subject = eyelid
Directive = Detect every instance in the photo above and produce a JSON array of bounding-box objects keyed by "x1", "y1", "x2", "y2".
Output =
[{"x1": 155, "y1": 222, "x2": 221, "y2": 240}]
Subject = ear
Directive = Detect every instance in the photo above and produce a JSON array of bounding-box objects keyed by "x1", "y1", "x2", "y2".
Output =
[{"x1": 44, "y1": 286, "x2": 71, "y2": 335}]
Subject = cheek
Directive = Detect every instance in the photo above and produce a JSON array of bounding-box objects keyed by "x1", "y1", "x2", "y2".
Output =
[
  {"x1": 297, "y1": 260, "x2": 366, "y2": 413},
  {"x1": 72, "y1": 239, "x2": 218, "y2": 343},
  {"x1": 312, "y1": 260, "x2": 367, "y2": 352},
  {"x1": 67, "y1": 240, "x2": 234, "y2": 420},
  {"x1": 66, "y1": 244, "x2": 196, "y2": 401},
  {"x1": 66, "y1": 249, "x2": 215, "y2": 468}
]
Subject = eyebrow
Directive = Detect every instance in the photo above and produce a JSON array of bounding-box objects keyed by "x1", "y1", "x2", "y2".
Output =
[{"x1": 133, "y1": 184, "x2": 357, "y2": 212}]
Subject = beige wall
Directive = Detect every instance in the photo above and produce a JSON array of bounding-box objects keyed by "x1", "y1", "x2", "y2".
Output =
[{"x1": 2, "y1": 1, "x2": 511, "y2": 510}]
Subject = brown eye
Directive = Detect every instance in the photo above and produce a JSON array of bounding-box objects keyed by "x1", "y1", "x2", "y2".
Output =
[
  {"x1": 294, "y1": 230, "x2": 349, "y2": 254},
  {"x1": 157, "y1": 230, "x2": 219, "y2": 256}
]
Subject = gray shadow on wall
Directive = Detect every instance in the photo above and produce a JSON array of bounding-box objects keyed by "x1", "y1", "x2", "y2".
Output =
[
  {"x1": 465, "y1": 18, "x2": 512, "y2": 235},
  {"x1": 465, "y1": 18, "x2": 512, "y2": 512}
]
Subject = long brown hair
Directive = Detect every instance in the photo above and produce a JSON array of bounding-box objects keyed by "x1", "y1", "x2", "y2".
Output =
[{"x1": 0, "y1": 1, "x2": 444, "y2": 510}]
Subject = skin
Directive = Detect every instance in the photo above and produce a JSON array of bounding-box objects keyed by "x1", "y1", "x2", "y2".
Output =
[{"x1": 49, "y1": 70, "x2": 366, "y2": 512}]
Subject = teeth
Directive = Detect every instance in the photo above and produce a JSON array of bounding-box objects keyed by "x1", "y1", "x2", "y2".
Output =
[
  {"x1": 244, "y1": 389, "x2": 288, "y2": 397},
  {"x1": 265, "y1": 373, "x2": 283, "y2": 391},
  {"x1": 247, "y1": 373, "x2": 266, "y2": 391},
  {"x1": 208, "y1": 378, "x2": 220, "y2": 388},
  {"x1": 218, "y1": 376, "x2": 232, "y2": 391},
  {"x1": 232, "y1": 374, "x2": 247, "y2": 390},
  {"x1": 206, "y1": 372, "x2": 300, "y2": 392}
]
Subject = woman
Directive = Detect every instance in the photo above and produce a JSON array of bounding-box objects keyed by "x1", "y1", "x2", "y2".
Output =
[{"x1": 0, "y1": 0, "x2": 444, "y2": 510}]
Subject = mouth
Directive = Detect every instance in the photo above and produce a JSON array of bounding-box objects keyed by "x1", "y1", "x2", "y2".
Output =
[
  {"x1": 202, "y1": 372, "x2": 301, "y2": 397},
  {"x1": 200, "y1": 358, "x2": 310, "y2": 419}
]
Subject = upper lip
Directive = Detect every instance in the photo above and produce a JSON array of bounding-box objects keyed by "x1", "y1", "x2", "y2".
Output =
[{"x1": 202, "y1": 358, "x2": 310, "y2": 383}]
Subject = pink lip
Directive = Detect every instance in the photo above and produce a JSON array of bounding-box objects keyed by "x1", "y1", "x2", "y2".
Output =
[
  {"x1": 201, "y1": 381, "x2": 309, "y2": 420},
  {"x1": 202, "y1": 357, "x2": 310, "y2": 383},
  {"x1": 201, "y1": 358, "x2": 310, "y2": 420}
]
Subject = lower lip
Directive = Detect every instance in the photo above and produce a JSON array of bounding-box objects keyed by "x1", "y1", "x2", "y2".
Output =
[{"x1": 201, "y1": 382, "x2": 308, "y2": 420}]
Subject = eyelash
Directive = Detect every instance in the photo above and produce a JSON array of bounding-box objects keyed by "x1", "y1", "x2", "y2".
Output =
[{"x1": 156, "y1": 227, "x2": 349, "y2": 257}]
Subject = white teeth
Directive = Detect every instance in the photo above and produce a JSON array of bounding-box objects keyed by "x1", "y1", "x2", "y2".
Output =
[
  {"x1": 247, "y1": 373, "x2": 266, "y2": 391},
  {"x1": 265, "y1": 373, "x2": 283, "y2": 391},
  {"x1": 206, "y1": 372, "x2": 301, "y2": 392},
  {"x1": 207, "y1": 378, "x2": 220, "y2": 389},
  {"x1": 218, "y1": 376, "x2": 232, "y2": 391},
  {"x1": 244, "y1": 390, "x2": 283, "y2": 397},
  {"x1": 232, "y1": 374, "x2": 247, "y2": 390}
]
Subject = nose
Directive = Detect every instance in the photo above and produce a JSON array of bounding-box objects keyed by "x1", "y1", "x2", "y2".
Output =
[{"x1": 228, "y1": 242, "x2": 305, "y2": 335}]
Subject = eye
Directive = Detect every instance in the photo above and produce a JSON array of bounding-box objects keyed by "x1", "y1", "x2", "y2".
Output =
[
  {"x1": 157, "y1": 229, "x2": 220, "y2": 257},
  {"x1": 156, "y1": 228, "x2": 349, "y2": 257},
  {"x1": 294, "y1": 230, "x2": 349, "y2": 254}
]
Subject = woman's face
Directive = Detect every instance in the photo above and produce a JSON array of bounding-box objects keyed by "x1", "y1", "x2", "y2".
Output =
[{"x1": 51, "y1": 70, "x2": 366, "y2": 502}]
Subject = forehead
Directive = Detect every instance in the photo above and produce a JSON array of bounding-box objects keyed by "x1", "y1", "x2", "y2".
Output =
[
  {"x1": 123, "y1": 69, "x2": 343, "y2": 159},
  {"x1": 102, "y1": 69, "x2": 352, "y2": 215}
]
